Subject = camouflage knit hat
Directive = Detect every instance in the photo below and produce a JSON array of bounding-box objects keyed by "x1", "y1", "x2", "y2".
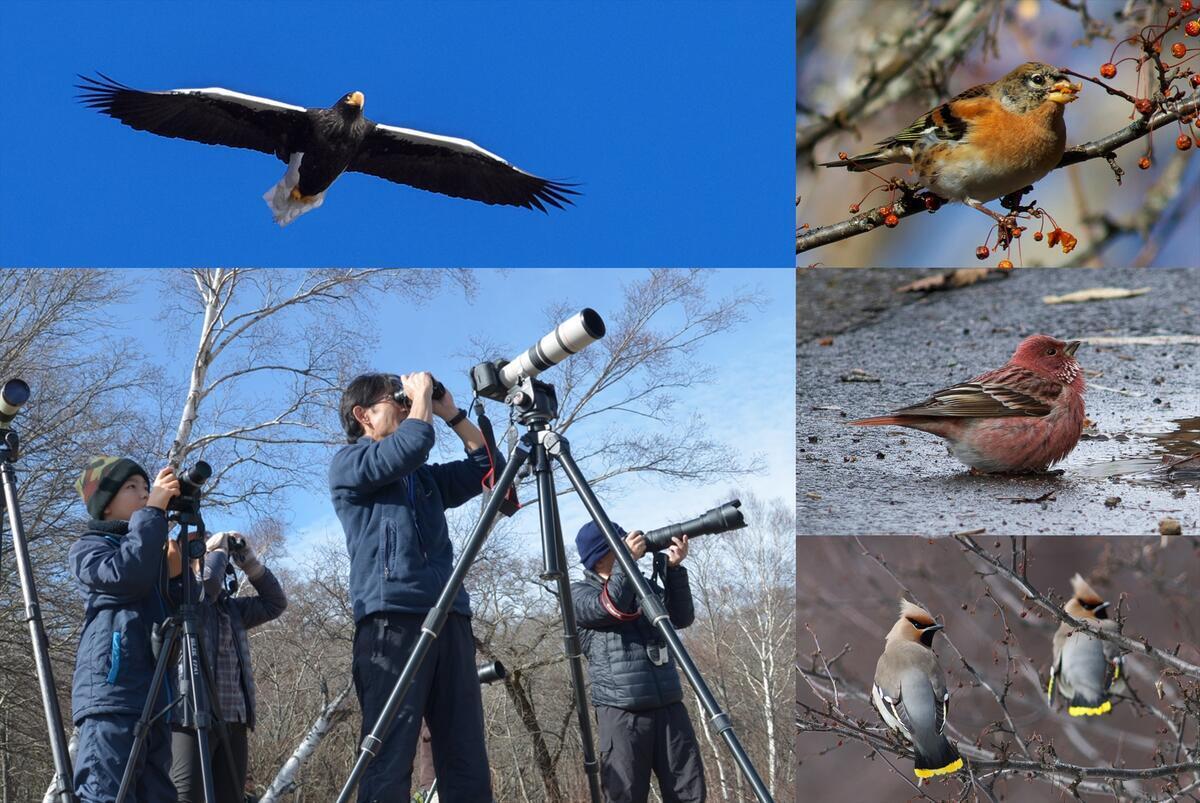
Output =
[{"x1": 76, "y1": 456, "x2": 149, "y2": 520}]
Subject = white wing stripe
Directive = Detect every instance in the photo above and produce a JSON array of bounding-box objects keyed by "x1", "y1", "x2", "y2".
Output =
[
  {"x1": 373, "y1": 123, "x2": 509, "y2": 164},
  {"x1": 166, "y1": 88, "x2": 307, "y2": 114}
]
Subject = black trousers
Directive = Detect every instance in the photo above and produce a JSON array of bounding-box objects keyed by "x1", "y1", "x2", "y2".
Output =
[
  {"x1": 596, "y1": 702, "x2": 706, "y2": 803},
  {"x1": 352, "y1": 612, "x2": 493, "y2": 803},
  {"x1": 169, "y1": 722, "x2": 248, "y2": 803}
]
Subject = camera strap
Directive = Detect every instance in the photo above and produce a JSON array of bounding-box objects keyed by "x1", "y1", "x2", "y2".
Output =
[
  {"x1": 474, "y1": 398, "x2": 520, "y2": 517},
  {"x1": 600, "y1": 581, "x2": 641, "y2": 622}
]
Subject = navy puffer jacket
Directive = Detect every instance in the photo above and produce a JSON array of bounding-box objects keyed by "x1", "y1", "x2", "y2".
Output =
[
  {"x1": 329, "y1": 419, "x2": 496, "y2": 623},
  {"x1": 68, "y1": 507, "x2": 177, "y2": 724},
  {"x1": 573, "y1": 560, "x2": 695, "y2": 710}
]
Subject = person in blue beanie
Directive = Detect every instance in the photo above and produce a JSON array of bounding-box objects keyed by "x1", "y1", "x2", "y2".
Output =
[
  {"x1": 329, "y1": 371, "x2": 498, "y2": 803},
  {"x1": 572, "y1": 520, "x2": 706, "y2": 803},
  {"x1": 69, "y1": 456, "x2": 182, "y2": 803}
]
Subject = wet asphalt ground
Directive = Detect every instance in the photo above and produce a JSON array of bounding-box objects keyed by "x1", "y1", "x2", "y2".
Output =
[{"x1": 797, "y1": 268, "x2": 1200, "y2": 535}]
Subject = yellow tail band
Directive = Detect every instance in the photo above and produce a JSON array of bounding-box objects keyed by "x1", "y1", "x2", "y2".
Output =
[
  {"x1": 915, "y1": 758, "x2": 963, "y2": 778},
  {"x1": 1068, "y1": 700, "x2": 1112, "y2": 716}
]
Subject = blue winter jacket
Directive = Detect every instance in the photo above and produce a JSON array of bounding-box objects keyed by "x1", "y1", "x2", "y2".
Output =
[
  {"x1": 328, "y1": 419, "x2": 496, "y2": 623},
  {"x1": 68, "y1": 507, "x2": 177, "y2": 724}
]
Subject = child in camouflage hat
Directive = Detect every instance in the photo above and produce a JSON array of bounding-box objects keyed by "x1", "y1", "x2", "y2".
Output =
[{"x1": 68, "y1": 456, "x2": 181, "y2": 803}]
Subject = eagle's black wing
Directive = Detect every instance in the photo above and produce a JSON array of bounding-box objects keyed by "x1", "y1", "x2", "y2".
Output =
[
  {"x1": 348, "y1": 122, "x2": 577, "y2": 211},
  {"x1": 77, "y1": 73, "x2": 308, "y2": 160}
]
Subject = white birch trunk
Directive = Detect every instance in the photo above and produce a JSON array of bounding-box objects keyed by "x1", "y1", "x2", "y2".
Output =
[
  {"x1": 258, "y1": 679, "x2": 354, "y2": 803},
  {"x1": 692, "y1": 691, "x2": 729, "y2": 801},
  {"x1": 169, "y1": 269, "x2": 224, "y2": 466}
]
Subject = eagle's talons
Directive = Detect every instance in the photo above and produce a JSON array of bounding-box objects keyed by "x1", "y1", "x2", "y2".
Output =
[{"x1": 289, "y1": 187, "x2": 318, "y2": 204}]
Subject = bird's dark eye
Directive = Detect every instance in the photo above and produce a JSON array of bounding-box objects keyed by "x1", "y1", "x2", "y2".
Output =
[
  {"x1": 1046, "y1": 348, "x2": 1057, "y2": 355},
  {"x1": 1030, "y1": 74, "x2": 1045, "y2": 85}
]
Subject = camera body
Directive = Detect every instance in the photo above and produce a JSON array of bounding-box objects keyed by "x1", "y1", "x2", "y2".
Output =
[{"x1": 167, "y1": 461, "x2": 212, "y2": 514}]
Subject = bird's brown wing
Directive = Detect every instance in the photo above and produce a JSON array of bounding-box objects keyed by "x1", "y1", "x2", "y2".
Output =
[
  {"x1": 77, "y1": 73, "x2": 307, "y2": 159},
  {"x1": 349, "y1": 123, "x2": 577, "y2": 211},
  {"x1": 891, "y1": 367, "x2": 1056, "y2": 419}
]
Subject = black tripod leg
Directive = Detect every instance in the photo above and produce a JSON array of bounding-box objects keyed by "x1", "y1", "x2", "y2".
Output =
[
  {"x1": 193, "y1": 626, "x2": 247, "y2": 798},
  {"x1": 532, "y1": 443, "x2": 602, "y2": 803},
  {"x1": 179, "y1": 609, "x2": 217, "y2": 803},
  {"x1": 1, "y1": 458, "x2": 76, "y2": 803},
  {"x1": 115, "y1": 619, "x2": 181, "y2": 803},
  {"x1": 548, "y1": 434, "x2": 776, "y2": 803},
  {"x1": 334, "y1": 438, "x2": 532, "y2": 803}
]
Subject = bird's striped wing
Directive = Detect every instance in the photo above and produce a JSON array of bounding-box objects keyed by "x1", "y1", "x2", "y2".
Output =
[
  {"x1": 891, "y1": 370, "x2": 1055, "y2": 419},
  {"x1": 77, "y1": 73, "x2": 307, "y2": 159},
  {"x1": 349, "y1": 123, "x2": 578, "y2": 211},
  {"x1": 876, "y1": 82, "x2": 990, "y2": 149}
]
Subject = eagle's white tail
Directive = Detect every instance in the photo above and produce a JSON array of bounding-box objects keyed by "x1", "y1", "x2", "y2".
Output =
[{"x1": 263, "y1": 152, "x2": 326, "y2": 227}]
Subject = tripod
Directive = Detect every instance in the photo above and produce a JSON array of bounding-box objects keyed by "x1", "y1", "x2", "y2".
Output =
[
  {"x1": 336, "y1": 378, "x2": 774, "y2": 803},
  {"x1": 1, "y1": 427, "x2": 76, "y2": 803},
  {"x1": 115, "y1": 511, "x2": 239, "y2": 803}
]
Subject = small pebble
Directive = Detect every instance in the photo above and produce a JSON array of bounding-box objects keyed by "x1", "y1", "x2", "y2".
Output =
[
  {"x1": 1104, "y1": 496, "x2": 1121, "y2": 509},
  {"x1": 1159, "y1": 517, "x2": 1182, "y2": 536}
]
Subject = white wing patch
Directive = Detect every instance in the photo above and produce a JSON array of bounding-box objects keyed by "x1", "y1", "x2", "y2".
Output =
[
  {"x1": 873, "y1": 684, "x2": 912, "y2": 741},
  {"x1": 372, "y1": 123, "x2": 510, "y2": 164},
  {"x1": 168, "y1": 87, "x2": 308, "y2": 114}
]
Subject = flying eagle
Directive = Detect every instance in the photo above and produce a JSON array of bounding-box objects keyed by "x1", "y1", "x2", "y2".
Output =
[{"x1": 77, "y1": 74, "x2": 577, "y2": 226}]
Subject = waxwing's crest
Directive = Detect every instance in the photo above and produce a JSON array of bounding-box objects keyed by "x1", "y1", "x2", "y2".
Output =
[
  {"x1": 900, "y1": 599, "x2": 936, "y2": 627},
  {"x1": 1071, "y1": 573, "x2": 1103, "y2": 606}
]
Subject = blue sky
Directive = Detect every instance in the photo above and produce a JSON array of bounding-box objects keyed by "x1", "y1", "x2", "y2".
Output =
[
  {"x1": 0, "y1": 1, "x2": 794, "y2": 267},
  {"x1": 101, "y1": 267, "x2": 795, "y2": 570}
]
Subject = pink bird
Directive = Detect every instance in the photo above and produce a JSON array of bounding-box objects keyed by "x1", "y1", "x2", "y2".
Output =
[{"x1": 849, "y1": 334, "x2": 1086, "y2": 474}]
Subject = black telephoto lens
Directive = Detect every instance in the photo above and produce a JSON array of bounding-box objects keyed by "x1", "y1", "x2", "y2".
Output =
[
  {"x1": 642, "y1": 499, "x2": 746, "y2": 553},
  {"x1": 169, "y1": 460, "x2": 212, "y2": 512},
  {"x1": 0, "y1": 379, "x2": 31, "y2": 427},
  {"x1": 477, "y1": 660, "x2": 507, "y2": 685}
]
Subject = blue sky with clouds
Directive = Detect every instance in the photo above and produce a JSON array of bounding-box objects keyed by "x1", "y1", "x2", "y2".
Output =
[
  {"x1": 0, "y1": 1, "x2": 793, "y2": 267},
  {"x1": 101, "y1": 268, "x2": 794, "y2": 570}
]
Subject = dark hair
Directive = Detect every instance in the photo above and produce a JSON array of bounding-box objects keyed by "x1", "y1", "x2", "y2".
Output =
[{"x1": 340, "y1": 373, "x2": 401, "y2": 443}]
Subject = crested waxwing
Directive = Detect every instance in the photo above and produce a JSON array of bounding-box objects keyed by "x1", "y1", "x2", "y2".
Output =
[
  {"x1": 1048, "y1": 574, "x2": 1125, "y2": 717},
  {"x1": 873, "y1": 600, "x2": 963, "y2": 779}
]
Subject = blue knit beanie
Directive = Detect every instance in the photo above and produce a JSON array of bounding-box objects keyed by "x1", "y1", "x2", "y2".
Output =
[{"x1": 576, "y1": 520, "x2": 626, "y2": 570}]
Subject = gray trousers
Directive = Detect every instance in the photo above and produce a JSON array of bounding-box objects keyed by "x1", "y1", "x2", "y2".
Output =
[{"x1": 596, "y1": 702, "x2": 706, "y2": 803}]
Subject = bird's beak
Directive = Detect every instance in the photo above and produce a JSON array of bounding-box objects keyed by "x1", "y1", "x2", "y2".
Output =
[
  {"x1": 1047, "y1": 79, "x2": 1082, "y2": 105},
  {"x1": 1064, "y1": 340, "x2": 1081, "y2": 356},
  {"x1": 925, "y1": 623, "x2": 945, "y2": 633},
  {"x1": 348, "y1": 91, "x2": 365, "y2": 109},
  {"x1": 1094, "y1": 601, "x2": 1110, "y2": 613}
]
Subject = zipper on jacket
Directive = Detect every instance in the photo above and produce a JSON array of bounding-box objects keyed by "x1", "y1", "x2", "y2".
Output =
[{"x1": 406, "y1": 476, "x2": 429, "y2": 560}]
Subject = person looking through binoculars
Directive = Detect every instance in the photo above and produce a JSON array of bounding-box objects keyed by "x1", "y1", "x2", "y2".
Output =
[
  {"x1": 169, "y1": 529, "x2": 287, "y2": 802},
  {"x1": 68, "y1": 457, "x2": 184, "y2": 802},
  {"x1": 330, "y1": 371, "x2": 500, "y2": 803},
  {"x1": 573, "y1": 522, "x2": 706, "y2": 803}
]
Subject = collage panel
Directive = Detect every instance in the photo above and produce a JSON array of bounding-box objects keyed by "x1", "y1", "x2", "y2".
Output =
[
  {"x1": 795, "y1": 535, "x2": 1200, "y2": 801},
  {"x1": 798, "y1": 267, "x2": 1199, "y2": 536},
  {"x1": 797, "y1": 0, "x2": 1200, "y2": 268},
  {"x1": 0, "y1": 267, "x2": 796, "y2": 803}
]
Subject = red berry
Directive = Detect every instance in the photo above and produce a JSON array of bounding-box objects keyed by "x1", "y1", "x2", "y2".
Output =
[
  {"x1": 1169, "y1": 7, "x2": 1178, "y2": 17},
  {"x1": 878, "y1": 205, "x2": 893, "y2": 217},
  {"x1": 1179, "y1": 134, "x2": 1193, "y2": 150},
  {"x1": 1183, "y1": 0, "x2": 1194, "y2": 12},
  {"x1": 1135, "y1": 98, "x2": 1154, "y2": 114},
  {"x1": 1100, "y1": 63, "x2": 1117, "y2": 79},
  {"x1": 849, "y1": 204, "x2": 860, "y2": 214},
  {"x1": 1033, "y1": 231, "x2": 1044, "y2": 242},
  {"x1": 1139, "y1": 157, "x2": 1152, "y2": 169},
  {"x1": 884, "y1": 213, "x2": 900, "y2": 228},
  {"x1": 997, "y1": 259, "x2": 1014, "y2": 270},
  {"x1": 1187, "y1": 20, "x2": 1200, "y2": 36},
  {"x1": 976, "y1": 246, "x2": 990, "y2": 260},
  {"x1": 1174, "y1": 43, "x2": 1188, "y2": 58},
  {"x1": 923, "y1": 195, "x2": 941, "y2": 212},
  {"x1": 1192, "y1": 74, "x2": 1200, "y2": 88},
  {"x1": 838, "y1": 151, "x2": 849, "y2": 160}
]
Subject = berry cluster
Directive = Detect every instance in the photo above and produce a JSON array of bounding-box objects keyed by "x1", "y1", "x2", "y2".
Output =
[{"x1": 1092, "y1": 0, "x2": 1200, "y2": 169}]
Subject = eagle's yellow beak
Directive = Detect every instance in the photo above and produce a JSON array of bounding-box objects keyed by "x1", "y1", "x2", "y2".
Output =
[{"x1": 347, "y1": 91, "x2": 365, "y2": 108}]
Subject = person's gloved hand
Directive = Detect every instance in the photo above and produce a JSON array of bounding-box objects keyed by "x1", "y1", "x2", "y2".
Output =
[
  {"x1": 230, "y1": 535, "x2": 265, "y2": 581},
  {"x1": 206, "y1": 531, "x2": 232, "y2": 553}
]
